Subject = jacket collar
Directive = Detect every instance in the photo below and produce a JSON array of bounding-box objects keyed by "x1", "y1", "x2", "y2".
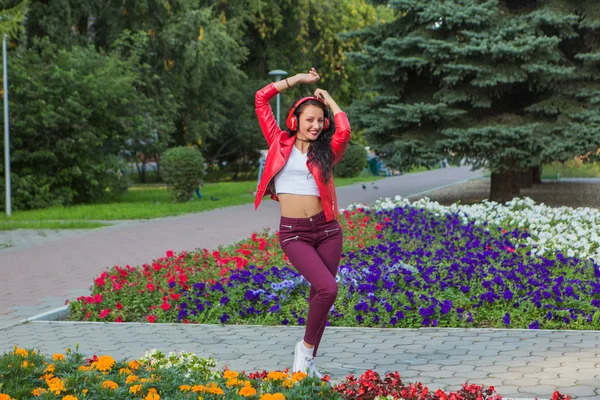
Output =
[{"x1": 279, "y1": 133, "x2": 296, "y2": 146}]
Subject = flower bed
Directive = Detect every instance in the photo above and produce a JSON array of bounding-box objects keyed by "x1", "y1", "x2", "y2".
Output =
[
  {"x1": 0, "y1": 347, "x2": 572, "y2": 400},
  {"x1": 69, "y1": 196, "x2": 600, "y2": 330}
]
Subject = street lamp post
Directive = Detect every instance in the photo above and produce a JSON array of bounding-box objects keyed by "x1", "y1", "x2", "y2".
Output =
[
  {"x1": 267, "y1": 69, "x2": 288, "y2": 127},
  {"x1": 3, "y1": 34, "x2": 10, "y2": 217},
  {"x1": 257, "y1": 70, "x2": 288, "y2": 189}
]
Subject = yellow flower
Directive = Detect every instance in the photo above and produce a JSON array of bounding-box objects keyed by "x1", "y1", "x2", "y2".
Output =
[
  {"x1": 119, "y1": 367, "x2": 132, "y2": 375},
  {"x1": 21, "y1": 361, "x2": 30, "y2": 368},
  {"x1": 82, "y1": 389, "x2": 88, "y2": 395},
  {"x1": 96, "y1": 355, "x2": 116, "y2": 372},
  {"x1": 130, "y1": 385, "x2": 142, "y2": 394},
  {"x1": 126, "y1": 375, "x2": 139, "y2": 384},
  {"x1": 77, "y1": 365, "x2": 90, "y2": 371},
  {"x1": 198, "y1": 397, "x2": 203, "y2": 400},
  {"x1": 101, "y1": 380, "x2": 118, "y2": 390},
  {"x1": 267, "y1": 371, "x2": 289, "y2": 381},
  {"x1": 13, "y1": 347, "x2": 28, "y2": 357},
  {"x1": 45, "y1": 364, "x2": 55, "y2": 373},
  {"x1": 52, "y1": 354, "x2": 65, "y2": 361},
  {"x1": 223, "y1": 370, "x2": 239, "y2": 379},
  {"x1": 62, "y1": 396, "x2": 78, "y2": 400},
  {"x1": 179, "y1": 385, "x2": 191, "y2": 391},
  {"x1": 32, "y1": 388, "x2": 46, "y2": 396},
  {"x1": 239, "y1": 386, "x2": 257, "y2": 397},
  {"x1": 128, "y1": 360, "x2": 140, "y2": 370}
]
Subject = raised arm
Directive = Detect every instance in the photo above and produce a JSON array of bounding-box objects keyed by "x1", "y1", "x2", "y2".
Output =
[
  {"x1": 255, "y1": 68, "x2": 321, "y2": 145},
  {"x1": 314, "y1": 88, "x2": 351, "y2": 165}
]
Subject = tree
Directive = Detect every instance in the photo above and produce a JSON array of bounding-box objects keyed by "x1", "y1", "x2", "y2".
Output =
[
  {"x1": 350, "y1": 0, "x2": 600, "y2": 202},
  {"x1": 0, "y1": 0, "x2": 28, "y2": 37}
]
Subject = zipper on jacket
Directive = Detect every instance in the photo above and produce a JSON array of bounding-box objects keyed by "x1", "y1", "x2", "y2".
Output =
[{"x1": 281, "y1": 235, "x2": 299, "y2": 243}]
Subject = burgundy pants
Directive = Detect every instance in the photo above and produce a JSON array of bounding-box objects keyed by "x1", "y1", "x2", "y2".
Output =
[{"x1": 279, "y1": 210, "x2": 343, "y2": 357}]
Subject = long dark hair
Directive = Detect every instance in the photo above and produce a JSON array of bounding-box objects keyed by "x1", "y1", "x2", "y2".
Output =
[{"x1": 287, "y1": 99, "x2": 335, "y2": 183}]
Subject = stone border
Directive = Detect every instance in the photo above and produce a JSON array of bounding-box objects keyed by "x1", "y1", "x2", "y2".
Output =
[{"x1": 22, "y1": 305, "x2": 69, "y2": 322}]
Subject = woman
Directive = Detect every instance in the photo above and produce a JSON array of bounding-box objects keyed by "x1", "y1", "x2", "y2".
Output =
[{"x1": 254, "y1": 68, "x2": 351, "y2": 377}]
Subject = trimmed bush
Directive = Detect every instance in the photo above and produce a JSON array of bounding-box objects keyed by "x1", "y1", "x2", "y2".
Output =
[
  {"x1": 161, "y1": 146, "x2": 205, "y2": 202},
  {"x1": 334, "y1": 144, "x2": 367, "y2": 178}
]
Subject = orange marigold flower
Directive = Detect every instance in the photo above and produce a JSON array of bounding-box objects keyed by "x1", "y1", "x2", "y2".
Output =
[
  {"x1": 291, "y1": 371, "x2": 306, "y2": 382},
  {"x1": 128, "y1": 360, "x2": 140, "y2": 370},
  {"x1": 96, "y1": 355, "x2": 116, "y2": 371},
  {"x1": 32, "y1": 388, "x2": 46, "y2": 396},
  {"x1": 21, "y1": 361, "x2": 30, "y2": 368},
  {"x1": 192, "y1": 384, "x2": 206, "y2": 392},
  {"x1": 102, "y1": 380, "x2": 118, "y2": 390},
  {"x1": 77, "y1": 365, "x2": 90, "y2": 371},
  {"x1": 47, "y1": 377, "x2": 66, "y2": 394},
  {"x1": 62, "y1": 395, "x2": 78, "y2": 400},
  {"x1": 119, "y1": 367, "x2": 132, "y2": 375},
  {"x1": 205, "y1": 383, "x2": 224, "y2": 395},
  {"x1": 82, "y1": 389, "x2": 88, "y2": 394},
  {"x1": 13, "y1": 347, "x2": 28, "y2": 357},
  {"x1": 52, "y1": 354, "x2": 65, "y2": 361},
  {"x1": 145, "y1": 391, "x2": 160, "y2": 400},
  {"x1": 45, "y1": 364, "x2": 55, "y2": 373},
  {"x1": 179, "y1": 385, "x2": 192, "y2": 391},
  {"x1": 130, "y1": 385, "x2": 142, "y2": 394},
  {"x1": 126, "y1": 375, "x2": 139, "y2": 384},
  {"x1": 223, "y1": 370, "x2": 239, "y2": 379},
  {"x1": 0, "y1": 394, "x2": 13, "y2": 400},
  {"x1": 267, "y1": 371, "x2": 289, "y2": 381},
  {"x1": 239, "y1": 386, "x2": 257, "y2": 397},
  {"x1": 226, "y1": 378, "x2": 244, "y2": 387},
  {"x1": 260, "y1": 394, "x2": 286, "y2": 400}
]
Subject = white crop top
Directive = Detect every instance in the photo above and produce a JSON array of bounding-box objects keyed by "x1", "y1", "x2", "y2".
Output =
[{"x1": 274, "y1": 146, "x2": 320, "y2": 196}]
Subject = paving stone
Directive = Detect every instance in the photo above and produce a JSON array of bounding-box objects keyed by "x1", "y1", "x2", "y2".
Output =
[
  {"x1": 502, "y1": 377, "x2": 541, "y2": 387},
  {"x1": 559, "y1": 385, "x2": 598, "y2": 398}
]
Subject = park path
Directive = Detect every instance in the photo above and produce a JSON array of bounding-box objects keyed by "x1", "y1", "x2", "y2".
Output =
[{"x1": 5, "y1": 167, "x2": 598, "y2": 399}]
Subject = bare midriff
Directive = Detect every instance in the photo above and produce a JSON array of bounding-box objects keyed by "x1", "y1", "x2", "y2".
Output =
[{"x1": 278, "y1": 194, "x2": 323, "y2": 218}]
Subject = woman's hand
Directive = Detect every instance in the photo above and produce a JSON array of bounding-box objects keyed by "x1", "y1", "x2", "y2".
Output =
[
  {"x1": 296, "y1": 68, "x2": 320, "y2": 84},
  {"x1": 314, "y1": 88, "x2": 343, "y2": 115}
]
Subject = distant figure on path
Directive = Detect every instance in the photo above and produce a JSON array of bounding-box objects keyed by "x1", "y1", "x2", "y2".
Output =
[{"x1": 254, "y1": 68, "x2": 351, "y2": 377}]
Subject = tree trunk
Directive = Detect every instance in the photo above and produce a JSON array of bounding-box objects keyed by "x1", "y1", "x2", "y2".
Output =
[
  {"x1": 87, "y1": 15, "x2": 96, "y2": 44},
  {"x1": 511, "y1": 171, "x2": 520, "y2": 195},
  {"x1": 532, "y1": 165, "x2": 542, "y2": 184},
  {"x1": 490, "y1": 172, "x2": 514, "y2": 203},
  {"x1": 519, "y1": 169, "x2": 533, "y2": 188}
]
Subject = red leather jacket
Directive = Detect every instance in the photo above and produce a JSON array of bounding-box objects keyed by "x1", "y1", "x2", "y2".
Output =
[{"x1": 254, "y1": 83, "x2": 352, "y2": 221}]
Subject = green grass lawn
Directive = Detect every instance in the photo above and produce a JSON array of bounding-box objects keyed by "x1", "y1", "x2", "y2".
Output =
[
  {"x1": 0, "y1": 174, "x2": 384, "y2": 230},
  {"x1": 542, "y1": 160, "x2": 600, "y2": 179}
]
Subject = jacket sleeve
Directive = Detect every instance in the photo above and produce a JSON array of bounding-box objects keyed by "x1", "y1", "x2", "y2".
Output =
[
  {"x1": 255, "y1": 83, "x2": 283, "y2": 146},
  {"x1": 331, "y1": 112, "x2": 352, "y2": 165}
]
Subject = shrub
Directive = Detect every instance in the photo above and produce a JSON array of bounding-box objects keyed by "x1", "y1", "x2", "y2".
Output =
[
  {"x1": 161, "y1": 146, "x2": 205, "y2": 202},
  {"x1": 334, "y1": 144, "x2": 367, "y2": 178}
]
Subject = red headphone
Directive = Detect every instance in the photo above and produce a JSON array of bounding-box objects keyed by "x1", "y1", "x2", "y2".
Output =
[{"x1": 285, "y1": 97, "x2": 330, "y2": 132}]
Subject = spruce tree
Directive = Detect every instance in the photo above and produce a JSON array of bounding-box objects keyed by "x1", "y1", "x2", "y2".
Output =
[{"x1": 351, "y1": 0, "x2": 600, "y2": 202}]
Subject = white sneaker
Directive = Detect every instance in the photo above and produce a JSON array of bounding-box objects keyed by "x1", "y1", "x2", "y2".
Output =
[
  {"x1": 308, "y1": 358, "x2": 323, "y2": 379},
  {"x1": 292, "y1": 341, "x2": 313, "y2": 373}
]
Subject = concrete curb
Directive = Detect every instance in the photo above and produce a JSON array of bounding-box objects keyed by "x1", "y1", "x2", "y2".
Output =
[{"x1": 22, "y1": 305, "x2": 69, "y2": 323}]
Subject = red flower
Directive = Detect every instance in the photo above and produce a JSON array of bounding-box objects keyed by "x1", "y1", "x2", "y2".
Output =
[
  {"x1": 147, "y1": 315, "x2": 156, "y2": 323},
  {"x1": 99, "y1": 309, "x2": 111, "y2": 318},
  {"x1": 160, "y1": 302, "x2": 171, "y2": 311},
  {"x1": 146, "y1": 283, "x2": 155, "y2": 291},
  {"x1": 115, "y1": 316, "x2": 123, "y2": 323},
  {"x1": 115, "y1": 303, "x2": 123, "y2": 310},
  {"x1": 166, "y1": 250, "x2": 174, "y2": 258},
  {"x1": 170, "y1": 293, "x2": 181, "y2": 301},
  {"x1": 93, "y1": 294, "x2": 103, "y2": 303}
]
